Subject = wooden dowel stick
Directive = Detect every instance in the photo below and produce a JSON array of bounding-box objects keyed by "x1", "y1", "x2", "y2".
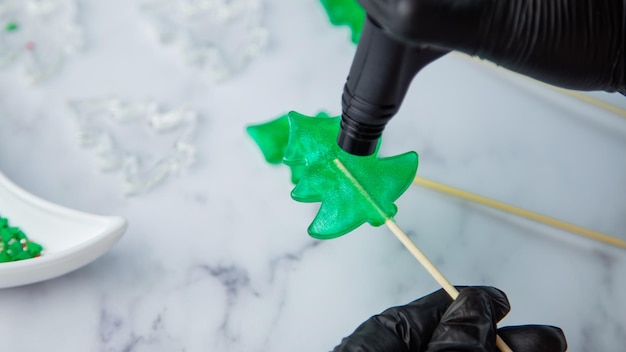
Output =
[
  {"x1": 470, "y1": 55, "x2": 626, "y2": 119},
  {"x1": 385, "y1": 219, "x2": 514, "y2": 352},
  {"x1": 549, "y1": 87, "x2": 626, "y2": 120},
  {"x1": 334, "y1": 158, "x2": 512, "y2": 350},
  {"x1": 385, "y1": 219, "x2": 458, "y2": 299},
  {"x1": 413, "y1": 176, "x2": 626, "y2": 249}
]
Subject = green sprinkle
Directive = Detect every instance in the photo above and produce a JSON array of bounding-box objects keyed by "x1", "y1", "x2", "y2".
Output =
[
  {"x1": 0, "y1": 215, "x2": 43, "y2": 263},
  {"x1": 5, "y1": 21, "x2": 19, "y2": 32}
]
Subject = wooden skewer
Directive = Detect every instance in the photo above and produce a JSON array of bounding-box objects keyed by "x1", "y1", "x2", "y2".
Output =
[
  {"x1": 413, "y1": 176, "x2": 626, "y2": 249},
  {"x1": 333, "y1": 159, "x2": 513, "y2": 351},
  {"x1": 548, "y1": 87, "x2": 626, "y2": 120},
  {"x1": 385, "y1": 219, "x2": 458, "y2": 299},
  {"x1": 385, "y1": 219, "x2": 513, "y2": 352},
  {"x1": 470, "y1": 55, "x2": 626, "y2": 120}
]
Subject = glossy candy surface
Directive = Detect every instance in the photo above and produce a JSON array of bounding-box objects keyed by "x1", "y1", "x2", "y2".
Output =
[
  {"x1": 248, "y1": 111, "x2": 418, "y2": 239},
  {"x1": 247, "y1": 111, "x2": 328, "y2": 183}
]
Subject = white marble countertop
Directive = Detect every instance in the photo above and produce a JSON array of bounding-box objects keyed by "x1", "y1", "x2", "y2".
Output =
[{"x1": 1, "y1": 1, "x2": 626, "y2": 351}]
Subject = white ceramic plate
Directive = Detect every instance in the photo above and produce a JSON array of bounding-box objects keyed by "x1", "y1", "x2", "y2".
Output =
[{"x1": 0, "y1": 171, "x2": 127, "y2": 288}]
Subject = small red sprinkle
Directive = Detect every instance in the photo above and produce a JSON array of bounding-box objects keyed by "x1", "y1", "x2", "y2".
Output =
[{"x1": 25, "y1": 41, "x2": 35, "y2": 50}]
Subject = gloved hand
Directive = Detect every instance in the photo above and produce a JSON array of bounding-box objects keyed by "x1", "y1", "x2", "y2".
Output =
[
  {"x1": 333, "y1": 286, "x2": 567, "y2": 352},
  {"x1": 358, "y1": 0, "x2": 625, "y2": 92}
]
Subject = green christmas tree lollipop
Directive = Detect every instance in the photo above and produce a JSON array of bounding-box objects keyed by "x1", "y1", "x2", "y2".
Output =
[
  {"x1": 247, "y1": 111, "x2": 417, "y2": 239},
  {"x1": 319, "y1": 0, "x2": 366, "y2": 44}
]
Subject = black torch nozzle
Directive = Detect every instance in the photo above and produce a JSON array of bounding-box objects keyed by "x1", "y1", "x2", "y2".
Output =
[{"x1": 337, "y1": 16, "x2": 447, "y2": 156}]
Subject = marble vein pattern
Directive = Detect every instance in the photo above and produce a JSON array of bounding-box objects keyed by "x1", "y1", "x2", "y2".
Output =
[{"x1": 0, "y1": 0, "x2": 625, "y2": 351}]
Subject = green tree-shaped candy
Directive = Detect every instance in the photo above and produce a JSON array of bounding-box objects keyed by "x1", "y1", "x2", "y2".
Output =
[
  {"x1": 319, "y1": 0, "x2": 366, "y2": 44},
  {"x1": 246, "y1": 114, "x2": 291, "y2": 165},
  {"x1": 247, "y1": 111, "x2": 418, "y2": 239},
  {"x1": 247, "y1": 111, "x2": 329, "y2": 184}
]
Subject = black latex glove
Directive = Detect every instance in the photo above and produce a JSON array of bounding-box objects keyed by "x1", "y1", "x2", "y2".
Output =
[
  {"x1": 333, "y1": 286, "x2": 567, "y2": 352},
  {"x1": 357, "y1": 0, "x2": 625, "y2": 92}
]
